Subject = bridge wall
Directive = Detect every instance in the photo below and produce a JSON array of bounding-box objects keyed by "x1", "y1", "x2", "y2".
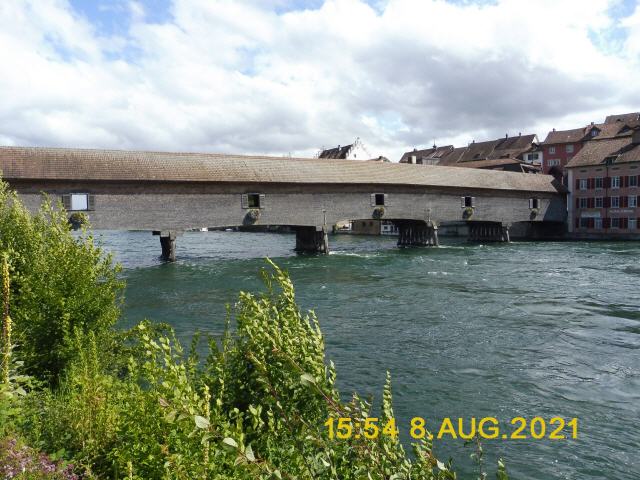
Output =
[{"x1": 10, "y1": 180, "x2": 566, "y2": 231}]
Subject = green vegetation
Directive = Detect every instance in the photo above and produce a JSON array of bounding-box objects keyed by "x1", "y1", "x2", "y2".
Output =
[
  {"x1": 0, "y1": 182, "x2": 123, "y2": 382},
  {"x1": 0, "y1": 179, "x2": 508, "y2": 479}
]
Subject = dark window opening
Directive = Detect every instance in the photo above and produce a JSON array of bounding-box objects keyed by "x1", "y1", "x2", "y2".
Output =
[
  {"x1": 375, "y1": 193, "x2": 385, "y2": 206},
  {"x1": 529, "y1": 198, "x2": 540, "y2": 209},
  {"x1": 242, "y1": 193, "x2": 264, "y2": 209},
  {"x1": 248, "y1": 193, "x2": 261, "y2": 208},
  {"x1": 463, "y1": 196, "x2": 474, "y2": 208}
]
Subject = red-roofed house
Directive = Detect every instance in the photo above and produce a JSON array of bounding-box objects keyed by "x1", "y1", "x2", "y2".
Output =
[
  {"x1": 566, "y1": 126, "x2": 640, "y2": 238},
  {"x1": 542, "y1": 112, "x2": 640, "y2": 177}
]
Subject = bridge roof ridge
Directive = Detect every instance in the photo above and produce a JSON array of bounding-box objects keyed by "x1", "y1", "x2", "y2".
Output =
[{"x1": 0, "y1": 146, "x2": 563, "y2": 194}]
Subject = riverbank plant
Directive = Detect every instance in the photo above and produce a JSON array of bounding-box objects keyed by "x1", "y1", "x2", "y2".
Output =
[
  {"x1": 0, "y1": 181, "x2": 124, "y2": 382},
  {"x1": 0, "y1": 178, "x2": 509, "y2": 479}
]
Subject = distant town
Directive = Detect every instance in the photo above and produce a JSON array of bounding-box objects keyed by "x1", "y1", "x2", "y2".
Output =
[{"x1": 319, "y1": 111, "x2": 640, "y2": 239}]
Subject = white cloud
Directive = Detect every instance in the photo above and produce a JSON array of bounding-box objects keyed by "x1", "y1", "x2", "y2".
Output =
[{"x1": 0, "y1": 0, "x2": 638, "y2": 161}]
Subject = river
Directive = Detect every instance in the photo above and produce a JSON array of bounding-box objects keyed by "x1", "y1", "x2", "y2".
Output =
[{"x1": 98, "y1": 230, "x2": 640, "y2": 479}]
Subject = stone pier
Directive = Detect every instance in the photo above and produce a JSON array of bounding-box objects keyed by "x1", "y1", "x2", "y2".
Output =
[
  {"x1": 467, "y1": 222, "x2": 510, "y2": 243},
  {"x1": 153, "y1": 230, "x2": 178, "y2": 261},
  {"x1": 396, "y1": 221, "x2": 439, "y2": 247},
  {"x1": 294, "y1": 226, "x2": 329, "y2": 254}
]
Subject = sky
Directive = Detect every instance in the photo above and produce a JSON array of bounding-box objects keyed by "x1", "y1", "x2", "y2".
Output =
[{"x1": 0, "y1": 0, "x2": 639, "y2": 161}]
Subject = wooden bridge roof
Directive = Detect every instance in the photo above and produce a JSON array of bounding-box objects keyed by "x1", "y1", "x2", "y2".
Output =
[{"x1": 0, "y1": 146, "x2": 562, "y2": 193}]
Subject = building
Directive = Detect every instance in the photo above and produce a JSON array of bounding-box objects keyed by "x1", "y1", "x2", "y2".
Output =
[
  {"x1": 566, "y1": 126, "x2": 640, "y2": 238},
  {"x1": 541, "y1": 112, "x2": 640, "y2": 177},
  {"x1": 318, "y1": 137, "x2": 372, "y2": 160},
  {"x1": 399, "y1": 145, "x2": 454, "y2": 165},
  {"x1": 540, "y1": 127, "x2": 585, "y2": 176},
  {"x1": 400, "y1": 134, "x2": 541, "y2": 173}
]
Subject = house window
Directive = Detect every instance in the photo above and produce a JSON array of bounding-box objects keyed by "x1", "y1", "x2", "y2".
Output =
[
  {"x1": 630, "y1": 196, "x2": 638, "y2": 208},
  {"x1": 590, "y1": 129, "x2": 599, "y2": 137},
  {"x1": 566, "y1": 144, "x2": 574, "y2": 153},
  {"x1": 611, "y1": 196, "x2": 620, "y2": 208},
  {"x1": 595, "y1": 197, "x2": 603, "y2": 208},
  {"x1": 630, "y1": 218, "x2": 638, "y2": 230},
  {"x1": 612, "y1": 176, "x2": 621, "y2": 188},
  {"x1": 579, "y1": 179, "x2": 588, "y2": 190},
  {"x1": 529, "y1": 198, "x2": 540, "y2": 209},
  {"x1": 547, "y1": 159, "x2": 560, "y2": 167},
  {"x1": 241, "y1": 193, "x2": 264, "y2": 209},
  {"x1": 549, "y1": 147, "x2": 556, "y2": 154},
  {"x1": 579, "y1": 198, "x2": 588, "y2": 208},
  {"x1": 611, "y1": 217, "x2": 620, "y2": 228},
  {"x1": 580, "y1": 218, "x2": 590, "y2": 228},
  {"x1": 595, "y1": 177, "x2": 603, "y2": 189},
  {"x1": 594, "y1": 218, "x2": 603, "y2": 229},
  {"x1": 630, "y1": 175, "x2": 638, "y2": 187}
]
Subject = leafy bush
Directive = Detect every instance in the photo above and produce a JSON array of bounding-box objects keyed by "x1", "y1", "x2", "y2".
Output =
[{"x1": 0, "y1": 181, "x2": 124, "y2": 382}]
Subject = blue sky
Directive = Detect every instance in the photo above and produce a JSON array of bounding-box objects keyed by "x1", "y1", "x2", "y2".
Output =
[{"x1": 1, "y1": 0, "x2": 639, "y2": 158}]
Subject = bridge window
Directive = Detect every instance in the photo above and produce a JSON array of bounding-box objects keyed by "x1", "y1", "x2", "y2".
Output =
[
  {"x1": 371, "y1": 193, "x2": 386, "y2": 206},
  {"x1": 461, "y1": 196, "x2": 475, "y2": 208},
  {"x1": 242, "y1": 193, "x2": 265, "y2": 209},
  {"x1": 529, "y1": 198, "x2": 540, "y2": 209},
  {"x1": 62, "y1": 193, "x2": 93, "y2": 211}
]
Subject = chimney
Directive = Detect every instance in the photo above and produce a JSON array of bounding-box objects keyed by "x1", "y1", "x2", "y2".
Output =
[
  {"x1": 591, "y1": 121, "x2": 594, "y2": 126},
  {"x1": 552, "y1": 128, "x2": 556, "y2": 132},
  {"x1": 518, "y1": 132, "x2": 521, "y2": 136},
  {"x1": 505, "y1": 133, "x2": 508, "y2": 138}
]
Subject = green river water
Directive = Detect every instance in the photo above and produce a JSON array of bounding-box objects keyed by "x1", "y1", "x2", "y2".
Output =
[{"x1": 98, "y1": 230, "x2": 639, "y2": 479}]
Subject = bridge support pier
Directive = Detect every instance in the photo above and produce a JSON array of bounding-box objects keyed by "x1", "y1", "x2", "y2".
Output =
[
  {"x1": 468, "y1": 223, "x2": 510, "y2": 243},
  {"x1": 294, "y1": 226, "x2": 329, "y2": 254},
  {"x1": 153, "y1": 230, "x2": 178, "y2": 261},
  {"x1": 396, "y1": 221, "x2": 439, "y2": 247}
]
